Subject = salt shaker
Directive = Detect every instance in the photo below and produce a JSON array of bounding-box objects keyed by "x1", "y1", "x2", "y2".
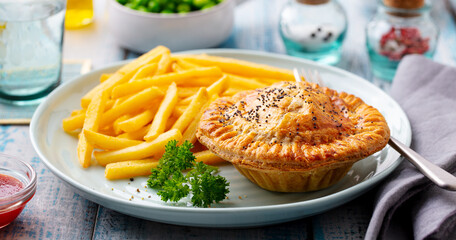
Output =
[
  {"x1": 366, "y1": 0, "x2": 438, "y2": 81},
  {"x1": 279, "y1": 0, "x2": 347, "y2": 65}
]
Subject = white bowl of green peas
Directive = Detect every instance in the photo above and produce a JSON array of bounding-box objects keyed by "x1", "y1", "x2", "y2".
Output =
[{"x1": 108, "y1": 0, "x2": 235, "y2": 52}]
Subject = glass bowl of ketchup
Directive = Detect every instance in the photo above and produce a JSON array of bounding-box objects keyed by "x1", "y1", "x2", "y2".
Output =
[{"x1": 0, "y1": 153, "x2": 36, "y2": 228}]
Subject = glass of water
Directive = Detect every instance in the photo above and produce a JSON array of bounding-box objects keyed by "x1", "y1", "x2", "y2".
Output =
[{"x1": 0, "y1": 0, "x2": 66, "y2": 105}]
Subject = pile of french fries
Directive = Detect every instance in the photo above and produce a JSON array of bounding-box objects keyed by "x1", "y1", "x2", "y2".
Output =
[{"x1": 62, "y1": 46, "x2": 295, "y2": 180}]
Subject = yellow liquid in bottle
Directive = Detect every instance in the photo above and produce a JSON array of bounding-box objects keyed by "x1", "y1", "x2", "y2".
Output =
[{"x1": 65, "y1": 0, "x2": 94, "y2": 29}]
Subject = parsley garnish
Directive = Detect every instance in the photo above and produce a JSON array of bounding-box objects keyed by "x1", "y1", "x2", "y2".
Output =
[{"x1": 147, "y1": 140, "x2": 229, "y2": 207}]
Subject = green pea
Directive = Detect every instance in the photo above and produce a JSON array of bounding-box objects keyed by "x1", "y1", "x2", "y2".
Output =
[
  {"x1": 137, "y1": 5, "x2": 149, "y2": 12},
  {"x1": 177, "y1": 3, "x2": 191, "y2": 13},
  {"x1": 193, "y1": 0, "x2": 210, "y2": 8},
  {"x1": 125, "y1": 2, "x2": 140, "y2": 9},
  {"x1": 161, "y1": 9, "x2": 174, "y2": 14},
  {"x1": 138, "y1": 0, "x2": 149, "y2": 6},
  {"x1": 148, "y1": 1, "x2": 161, "y2": 12},
  {"x1": 164, "y1": 2, "x2": 176, "y2": 11},
  {"x1": 201, "y1": 2, "x2": 215, "y2": 10}
]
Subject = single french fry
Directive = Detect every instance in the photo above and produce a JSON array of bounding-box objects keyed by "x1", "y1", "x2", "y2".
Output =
[
  {"x1": 118, "y1": 106, "x2": 158, "y2": 133},
  {"x1": 78, "y1": 90, "x2": 108, "y2": 168},
  {"x1": 111, "y1": 67, "x2": 222, "y2": 99},
  {"x1": 207, "y1": 75, "x2": 230, "y2": 95},
  {"x1": 173, "y1": 57, "x2": 200, "y2": 69},
  {"x1": 194, "y1": 150, "x2": 227, "y2": 165},
  {"x1": 81, "y1": 46, "x2": 169, "y2": 108},
  {"x1": 100, "y1": 87, "x2": 164, "y2": 127},
  {"x1": 71, "y1": 109, "x2": 86, "y2": 116},
  {"x1": 171, "y1": 104, "x2": 188, "y2": 118},
  {"x1": 118, "y1": 124, "x2": 150, "y2": 140},
  {"x1": 177, "y1": 87, "x2": 199, "y2": 98},
  {"x1": 181, "y1": 94, "x2": 218, "y2": 143},
  {"x1": 98, "y1": 125, "x2": 117, "y2": 137},
  {"x1": 171, "y1": 62, "x2": 184, "y2": 72},
  {"x1": 108, "y1": 94, "x2": 133, "y2": 110},
  {"x1": 105, "y1": 159, "x2": 159, "y2": 180},
  {"x1": 95, "y1": 128, "x2": 182, "y2": 166},
  {"x1": 129, "y1": 63, "x2": 158, "y2": 82},
  {"x1": 100, "y1": 73, "x2": 112, "y2": 83},
  {"x1": 113, "y1": 115, "x2": 129, "y2": 135},
  {"x1": 172, "y1": 87, "x2": 208, "y2": 133},
  {"x1": 156, "y1": 52, "x2": 172, "y2": 75},
  {"x1": 177, "y1": 77, "x2": 216, "y2": 87},
  {"x1": 256, "y1": 77, "x2": 284, "y2": 85},
  {"x1": 144, "y1": 83, "x2": 178, "y2": 141},
  {"x1": 227, "y1": 74, "x2": 268, "y2": 89},
  {"x1": 179, "y1": 75, "x2": 229, "y2": 105},
  {"x1": 63, "y1": 112, "x2": 85, "y2": 132},
  {"x1": 84, "y1": 129, "x2": 142, "y2": 150},
  {"x1": 177, "y1": 54, "x2": 295, "y2": 81}
]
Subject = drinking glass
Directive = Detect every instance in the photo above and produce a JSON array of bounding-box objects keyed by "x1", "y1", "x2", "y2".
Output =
[{"x1": 0, "y1": 0, "x2": 66, "y2": 105}]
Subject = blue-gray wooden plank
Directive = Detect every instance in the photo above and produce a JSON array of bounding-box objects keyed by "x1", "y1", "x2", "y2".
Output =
[{"x1": 92, "y1": 207, "x2": 309, "y2": 239}]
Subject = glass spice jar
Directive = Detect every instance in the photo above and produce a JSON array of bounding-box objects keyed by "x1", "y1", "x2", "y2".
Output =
[
  {"x1": 366, "y1": 0, "x2": 438, "y2": 81},
  {"x1": 279, "y1": 0, "x2": 347, "y2": 65}
]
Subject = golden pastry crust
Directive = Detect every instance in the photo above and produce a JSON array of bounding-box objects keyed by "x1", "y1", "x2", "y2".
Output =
[{"x1": 196, "y1": 81, "x2": 390, "y2": 191}]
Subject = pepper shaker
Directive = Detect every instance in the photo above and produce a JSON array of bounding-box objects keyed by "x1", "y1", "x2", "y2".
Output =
[
  {"x1": 279, "y1": 0, "x2": 347, "y2": 65},
  {"x1": 366, "y1": 0, "x2": 439, "y2": 81}
]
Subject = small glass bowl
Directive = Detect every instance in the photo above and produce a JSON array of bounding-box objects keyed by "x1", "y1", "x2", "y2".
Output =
[{"x1": 0, "y1": 153, "x2": 36, "y2": 229}]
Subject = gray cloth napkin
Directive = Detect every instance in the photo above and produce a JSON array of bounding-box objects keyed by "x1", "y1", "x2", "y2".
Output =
[{"x1": 365, "y1": 55, "x2": 456, "y2": 240}]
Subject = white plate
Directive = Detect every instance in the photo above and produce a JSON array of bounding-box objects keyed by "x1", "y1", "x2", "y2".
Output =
[{"x1": 30, "y1": 49, "x2": 411, "y2": 228}]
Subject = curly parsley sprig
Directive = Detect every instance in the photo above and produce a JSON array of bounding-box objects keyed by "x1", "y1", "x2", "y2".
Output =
[{"x1": 147, "y1": 140, "x2": 229, "y2": 207}]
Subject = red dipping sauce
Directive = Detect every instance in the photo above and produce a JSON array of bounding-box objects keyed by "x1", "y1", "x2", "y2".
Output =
[
  {"x1": 0, "y1": 174, "x2": 24, "y2": 198},
  {"x1": 0, "y1": 154, "x2": 37, "y2": 229},
  {"x1": 0, "y1": 174, "x2": 31, "y2": 228}
]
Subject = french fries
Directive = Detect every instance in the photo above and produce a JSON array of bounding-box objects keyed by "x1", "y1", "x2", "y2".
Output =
[
  {"x1": 195, "y1": 150, "x2": 227, "y2": 165},
  {"x1": 105, "y1": 159, "x2": 159, "y2": 180},
  {"x1": 78, "y1": 90, "x2": 108, "y2": 168},
  {"x1": 62, "y1": 45, "x2": 295, "y2": 179},
  {"x1": 177, "y1": 54, "x2": 295, "y2": 80},
  {"x1": 117, "y1": 107, "x2": 158, "y2": 133},
  {"x1": 182, "y1": 94, "x2": 219, "y2": 144},
  {"x1": 95, "y1": 128, "x2": 182, "y2": 166},
  {"x1": 81, "y1": 46, "x2": 169, "y2": 108},
  {"x1": 111, "y1": 66, "x2": 222, "y2": 99},
  {"x1": 84, "y1": 129, "x2": 142, "y2": 150},
  {"x1": 144, "y1": 82, "x2": 178, "y2": 141},
  {"x1": 171, "y1": 87, "x2": 208, "y2": 133}
]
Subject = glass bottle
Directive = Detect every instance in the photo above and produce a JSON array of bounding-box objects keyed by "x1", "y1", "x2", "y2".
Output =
[
  {"x1": 65, "y1": 0, "x2": 94, "y2": 29},
  {"x1": 279, "y1": 0, "x2": 347, "y2": 65},
  {"x1": 366, "y1": 0, "x2": 438, "y2": 81}
]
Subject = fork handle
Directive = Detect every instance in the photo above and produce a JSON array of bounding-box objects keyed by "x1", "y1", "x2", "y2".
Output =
[{"x1": 388, "y1": 137, "x2": 456, "y2": 191}]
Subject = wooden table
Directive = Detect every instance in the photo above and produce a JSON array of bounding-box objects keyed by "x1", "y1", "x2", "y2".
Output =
[{"x1": 1, "y1": 0, "x2": 455, "y2": 239}]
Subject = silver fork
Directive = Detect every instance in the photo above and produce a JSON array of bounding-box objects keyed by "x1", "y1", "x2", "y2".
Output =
[{"x1": 293, "y1": 68, "x2": 456, "y2": 191}]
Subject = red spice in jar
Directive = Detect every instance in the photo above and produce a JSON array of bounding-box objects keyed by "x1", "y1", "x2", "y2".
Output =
[{"x1": 379, "y1": 27, "x2": 430, "y2": 60}]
